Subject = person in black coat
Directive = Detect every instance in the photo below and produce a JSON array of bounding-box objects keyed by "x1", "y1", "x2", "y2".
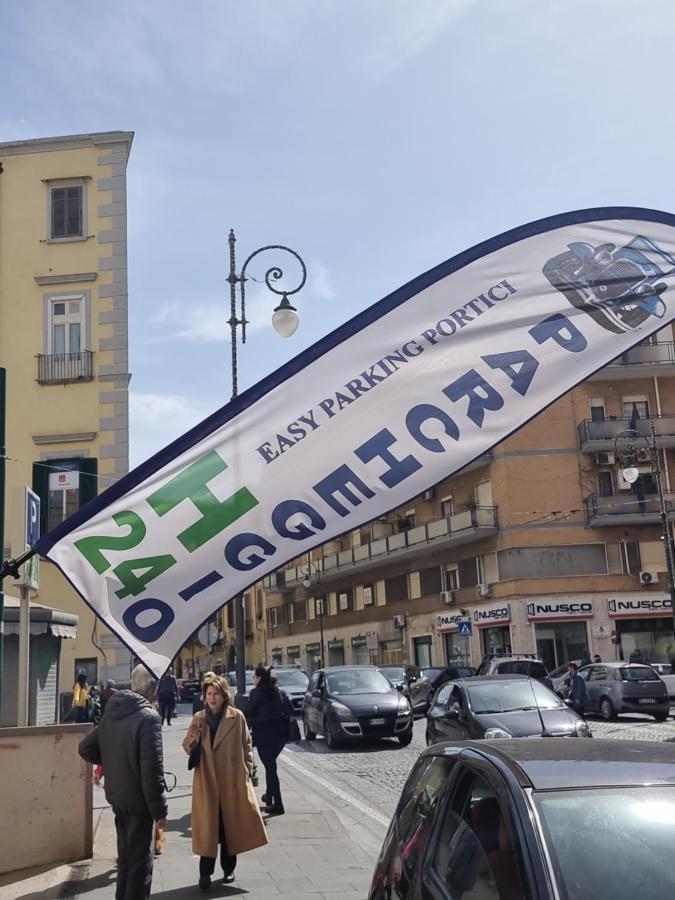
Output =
[
  {"x1": 157, "y1": 667, "x2": 179, "y2": 725},
  {"x1": 79, "y1": 665, "x2": 167, "y2": 900},
  {"x1": 246, "y1": 667, "x2": 292, "y2": 815}
]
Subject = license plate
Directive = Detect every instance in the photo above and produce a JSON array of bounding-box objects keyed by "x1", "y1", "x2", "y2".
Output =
[
  {"x1": 639, "y1": 698, "x2": 657, "y2": 704},
  {"x1": 370, "y1": 717, "x2": 386, "y2": 725}
]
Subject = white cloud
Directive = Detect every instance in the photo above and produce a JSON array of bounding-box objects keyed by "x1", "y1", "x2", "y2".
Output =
[
  {"x1": 129, "y1": 391, "x2": 212, "y2": 469},
  {"x1": 312, "y1": 261, "x2": 336, "y2": 301}
]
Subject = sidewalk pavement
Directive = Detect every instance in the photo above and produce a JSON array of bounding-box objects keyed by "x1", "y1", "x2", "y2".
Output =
[{"x1": 0, "y1": 708, "x2": 383, "y2": 899}]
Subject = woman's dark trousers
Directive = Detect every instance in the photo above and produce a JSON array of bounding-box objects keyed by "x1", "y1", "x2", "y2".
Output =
[
  {"x1": 199, "y1": 810, "x2": 236, "y2": 877},
  {"x1": 256, "y1": 727, "x2": 285, "y2": 809}
]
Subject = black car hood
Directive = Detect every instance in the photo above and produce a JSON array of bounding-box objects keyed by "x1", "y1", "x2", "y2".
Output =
[
  {"x1": 328, "y1": 692, "x2": 399, "y2": 714},
  {"x1": 475, "y1": 707, "x2": 580, "y2": 736}
]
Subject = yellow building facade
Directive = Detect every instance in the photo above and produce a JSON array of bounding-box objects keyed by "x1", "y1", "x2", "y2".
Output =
[{"x1": 0, "y1": 131, "x2": 134, "y2": 698}]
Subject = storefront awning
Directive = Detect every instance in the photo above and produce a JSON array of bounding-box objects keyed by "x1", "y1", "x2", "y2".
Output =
[{"x1": 2, "y1": 596, "x2": 78, "y2": 639}]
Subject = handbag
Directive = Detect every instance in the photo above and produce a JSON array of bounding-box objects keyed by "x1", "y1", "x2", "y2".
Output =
[
  {"x1": 286, "y1": 717, "x2": 301, "y2": 743},
  {"x1": 187, "y1": 739, "x2": 202, "y2": 770}
]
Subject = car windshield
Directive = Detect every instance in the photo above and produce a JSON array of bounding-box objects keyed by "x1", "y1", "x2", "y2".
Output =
[
  {"x1": 422, "y1": 668, "x2": 445, "y2": 680},
  {"x1": 536, "y1": 787, "x2": 675, "y2": 900},
  {"x1": 620, "y1": 666, "x2": 660, "y2": 682},
  {"x1": 327, "y1": 669, "x2": 393, "y2": 695},
  {"x1": 380, "y1": 667, "x2": 404, "y2": 680},
  {"x1": 467, "y1": 680, "x2": 563, "y2": 714},
  {"x1": 274, "y1": 670, "x2": 309, "y2": 688}
]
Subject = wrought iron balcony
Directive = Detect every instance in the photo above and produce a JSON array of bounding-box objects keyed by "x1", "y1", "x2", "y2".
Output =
[
  {"x1": 588, "y1": 341, "x2": 675, "y2": 380},
  {"x1": 37, "y1": 351, "x2": 94, "y2": 384},
  {"x1": 263, "y1": 507, "x2": 499, "y2": 590},
  {"x1": 585, "y1": 492, "x2": 675, "y2": 526},
  {"x1": 577, "y1": 414, "x2": 675, "y2": 453}
]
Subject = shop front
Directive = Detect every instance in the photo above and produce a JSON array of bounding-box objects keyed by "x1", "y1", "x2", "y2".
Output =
[
  {"x1": 270, "y1": 646, "x2": 283, "y2": 666},
  {"x1": 287, "y1": 644, "x2": 301, "y2": 666},
  {"x1": 328, "y1": 639, "x2": 345, "y2": 667},
  {"x1": 526, "y1": 599, "x2": 593, "y2": 672},
  {"x1": 608, "y1": 596, "x2": 675, "y2": 664},
  {"x1": 306, "y1": 642, "x2": 321, "y2": 673},
  {"x1": 436, "y1": 612, "x2": 471, "y2": 666},
  {"x1": 474, "y1": 603, "x2": 512, "y2": 660},
  {"x1": 413, "y1": 635, "x2": 433, "y2": 667},
  {"x1": 351, "y1": 635, "x2": 370, "y2": 665}
]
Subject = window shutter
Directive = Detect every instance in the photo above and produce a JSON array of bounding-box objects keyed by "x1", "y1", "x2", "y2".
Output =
[
  {"x1": 32, "y1": 461, "x2": 50, "y2": 537},
  {"x1": 78, "y1": 458, "x2": 98, "y2": 508}
]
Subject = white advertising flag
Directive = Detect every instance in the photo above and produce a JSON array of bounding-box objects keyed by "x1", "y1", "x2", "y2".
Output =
[{"x1": 35, "y1": 208, "x2": 675, "y2": 676}]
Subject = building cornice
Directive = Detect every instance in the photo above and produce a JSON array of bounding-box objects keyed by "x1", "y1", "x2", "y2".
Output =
[
  {"x1": 34, "y1": 273, "x2": 97, "y2": 286},
  {"x1": 0, "y1": 131, "x2": 134, "y2": 158}
]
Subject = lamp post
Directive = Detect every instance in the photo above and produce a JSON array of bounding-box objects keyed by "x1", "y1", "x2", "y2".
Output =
[
  {"x1": 227, "y1": 230, "x2": 307, "y2": 699},
  {"x1": 614, "y1": 426, "x2": 675, "y2": 638},
  {"x1": 302, "y1": 560, "x2": 325, "y2": 669}
]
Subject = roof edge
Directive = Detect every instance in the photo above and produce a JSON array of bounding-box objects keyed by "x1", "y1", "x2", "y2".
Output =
[{"x1": 0, "y1": 131, "x2": 134, "y2": 158}]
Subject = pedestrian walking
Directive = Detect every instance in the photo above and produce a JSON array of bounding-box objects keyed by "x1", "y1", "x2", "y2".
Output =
[
  {"x1": 247, "y1": 666, "x2": 293, "y2": 816},
  {"x1": 88, "y1": 685, "x2": 103, "y2": 723},
  {"x1": 78, "y1": 665, "x2": 167, "y2": 900},
  {"x1": 101, "y1": 679, "x2": 117, "y2": 711},
  {"x1": 70, "y1": 671, "x2": 90, "y2": 723},
  {"x1": 568, "y1": 662, "x2": 588, "y2": 718},
  {"x1": 158, "y1": 667, "x2": 179, "y2": 725},
  {"x1": 183, "y1": 674, "x2": 267, "y2": 891}
]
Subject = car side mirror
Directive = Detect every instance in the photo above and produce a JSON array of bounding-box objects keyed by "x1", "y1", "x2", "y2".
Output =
[
  {"x1": 396, "y1": 683, "x2": 404, "y2": 693},
  {"x1": 312, "y1": 689, "x2": 322, "y2": 698},
  {"x1": 563, "y1": 698, "x2": 573, "y2": 707},
  {"x1": 444, "y1": 707, "x2": 460, "y2": 719}
]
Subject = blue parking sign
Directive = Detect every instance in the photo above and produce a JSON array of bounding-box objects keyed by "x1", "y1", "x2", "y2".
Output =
[{"x1": 24, "y1": 488, "x2": 40, "y2": 589}]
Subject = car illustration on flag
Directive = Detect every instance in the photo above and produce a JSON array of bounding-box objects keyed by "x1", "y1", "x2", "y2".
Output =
[{"x1": 543, "y1": 235, "x2": 675, "y2": 333}]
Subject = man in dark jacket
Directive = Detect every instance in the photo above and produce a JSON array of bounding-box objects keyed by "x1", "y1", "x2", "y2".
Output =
[
  {"x1": 79, "y1": 665, "x2": 167, "y2": 900},
  {"x1": 157, "y1": 667, "x2": 179, "y2": 725},
  {"x1": 568, "y1": 662, "x2": 588, "y2": 719}
]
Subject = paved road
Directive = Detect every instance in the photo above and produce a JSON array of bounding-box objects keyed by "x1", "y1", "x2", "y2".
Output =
[{"x1": 278, "y1": 711, "x2": 675, "y2": 823}]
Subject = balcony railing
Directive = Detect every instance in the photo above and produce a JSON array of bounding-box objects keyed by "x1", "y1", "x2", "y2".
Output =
[
  {"x1": 588, "y1": 341, "x2": 675, "y2": 380},
  {"x1": 577, "y1": 414, "x2": 675, "y2": 452},
  {"x1": 585, "y1": 492, "x2": 675, "y2": 526},
  {"x1": 37, "y1": 351, "x2": 94, "y2": 384},
  {"x1": 263, "y1": 507, "x2": 499, "y2": 590}
]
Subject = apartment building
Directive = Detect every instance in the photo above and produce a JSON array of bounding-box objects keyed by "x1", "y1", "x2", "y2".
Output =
[
  {"x1": 253, "y1": 327, "x2": 675, "y2": 675},
  {"x1": 0, "y1": 131, "x2": 134, "y2": 709}
]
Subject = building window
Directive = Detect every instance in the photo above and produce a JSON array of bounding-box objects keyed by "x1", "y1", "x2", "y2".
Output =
[
  {"x1": 590, "y1": 397, "x2": 606, "y2": 422},
  {"x1": 597, "y1": 471, "x2": 613, "y2": 497},
  {"x1": 288, "y1": 603, "x2": 295, "y2": 625},
  {"x1": 420, "y1": 566, "x2": 442, "y2": 596},
  {"x1": 74, "y1": 657, "x2": 98, "y2": 685},
  {"x1": 413, "y1": 636, "x2": 433, "y2": 667},
  {"x1": 315, "y1": 596, "x2": 326, "y2": 616},
  {"x1": 32, "y1": 457, "x2": 97, "y2": 536},
  {"x1": 445, "y1": 565, "x2": 460, "y2": 591},
  {"x1": 622, "y1": 396, "x2": 649, "y2": 419},
  {"x1": 440, "y1": 495, "x2": 454, "y2": 518},
  {"x1": 385, "y1": 574, "x2": 408, "y2": 603},
  {"x1": 621, "y1": 541, "x2": 642, "y2": 574},
  {"x1": 50, "y1": 183, "x2": 84, "y2": 239},
  {"x1": 268, "y1": 608, "x2": 278, "y2": 629},
  {"x1": 49, "y1": 296, "x2": 84, "y2": 356},
  {"x1": 363, "y1": 585, "x2": 374, "y2": 606},
  {"x1": 338, "y1": 590, "x2": 352, "y2": 611}
]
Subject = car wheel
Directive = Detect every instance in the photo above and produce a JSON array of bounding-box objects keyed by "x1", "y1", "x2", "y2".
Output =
[
  {"x1": 600, "y1": 697, "x2": 616, "y2": 721},
  {"x1": 324, "y1": 717, "x2": 340, "y2": 749},
  {"x1": 398, "y1": 730, "x2": 413, "y2": 747},
  {"x1": 653, "y1": 712, "x2": 669, "y2": 722},
  {"x1": 303, "y1": 714, "x2": 316, "y2": 741}
]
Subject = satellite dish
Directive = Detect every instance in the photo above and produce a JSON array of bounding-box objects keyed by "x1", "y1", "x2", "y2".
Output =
[{"x1": 622, "y1": 466, "x2": 640, "y2": 484}]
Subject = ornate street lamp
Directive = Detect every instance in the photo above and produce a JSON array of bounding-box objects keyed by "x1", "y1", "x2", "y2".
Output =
[
  {"x1": 614, "y1": 426, "x2": 675, "y2": 637},
  {"x1": 302, "y1": 559, "x2": 325, "y2": 669},
  {"x1": 227, "y1": 229, "x2": 307, "y2": 698}
]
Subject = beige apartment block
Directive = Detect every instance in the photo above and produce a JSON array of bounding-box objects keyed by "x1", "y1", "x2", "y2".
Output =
[
  {"x1": 0, "y1": 131, "x2": 134, "y2": 710},
  {"x1": 245, "y1": 330, "x2": 675, "y2": 676}
]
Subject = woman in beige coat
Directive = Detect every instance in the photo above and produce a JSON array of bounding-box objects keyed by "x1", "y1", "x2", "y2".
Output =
[{"x1": 183, "y1": 675, "x2": 267, "y2": 890}]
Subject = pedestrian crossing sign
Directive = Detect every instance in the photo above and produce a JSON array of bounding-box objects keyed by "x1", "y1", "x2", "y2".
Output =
[{"x1": 458, "y1": 621, "x2": 472, "y2": 637}]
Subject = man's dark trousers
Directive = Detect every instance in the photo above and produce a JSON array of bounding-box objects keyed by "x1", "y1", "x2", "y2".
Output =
[{"x1": 114, "y1": 810, "x2": 154, "y2": 900}]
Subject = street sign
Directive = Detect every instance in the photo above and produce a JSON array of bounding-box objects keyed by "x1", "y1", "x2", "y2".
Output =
[
  {"x1": 366, "y1": 631, "x2": 378, "y2": 650},
  {"x1": 458, "y1": 620, "x2": 473, "y2": 637},
  {"x1": 24, "y1": 488, "x2": 40, "y2": 590}
]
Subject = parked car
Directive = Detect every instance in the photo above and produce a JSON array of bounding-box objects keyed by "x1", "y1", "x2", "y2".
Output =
[
  {"x1": 425, "y1": 675, "x2": 591, "y2": 745},
  {"x1": 227, "y1": 669, "x2": 256, "y2": 694},
  {"x1": 542, "y1": 235, "x2": 672, "y2": 334},
  {"x1": 649, "y1": 662, "x2": 675, "y2": 702},
  {"x1": 271, "y1": 666, "x2": 309, "y2": 714},
  {"x1": 475, "y1": 654, "x2": 553, "y2": 690},
  {"x1": 580, "y1": 661, "x2": 670, "y2": 720},
  {"x1": 379, "y1": 665, "x2": 431, "y2": 714},
  {"x1": 422, "y1": 665, "x2": 475, "y2": 696},
  {"x1": 368, "y1": 738, "x2": 675, "y2": 900},
  {"x1": 177, "y1": 679, "x2": 201, "y2": 703},
  {"x1": 302, "y1": 666, "x2": 413, "y2": 748}
]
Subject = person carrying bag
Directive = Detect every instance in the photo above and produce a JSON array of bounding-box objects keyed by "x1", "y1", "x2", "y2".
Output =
[{"x1": 247, "y1": 667, "x2": 293, "y2": 815}]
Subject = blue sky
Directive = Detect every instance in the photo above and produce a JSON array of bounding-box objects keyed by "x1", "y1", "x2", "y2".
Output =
[{"x1": 3, "y1": 0, "x2": 675, "y2": 467}]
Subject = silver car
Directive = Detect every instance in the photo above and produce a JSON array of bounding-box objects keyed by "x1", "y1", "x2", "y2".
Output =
[
  {"x1": 581, "y1": 662, "x2": 669, "y2": 721},
  {"x1": 649, "y1": 663, "x2": 675, "y2": 703}
]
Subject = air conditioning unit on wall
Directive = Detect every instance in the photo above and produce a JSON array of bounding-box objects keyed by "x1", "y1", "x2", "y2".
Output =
[
  {"x1": 393, "y1": 614, "x2": 406, "y2": 629},
  {"x1": 440, "y1": 590, "x2": 455, "y2": 605},
  {"x1": 594, "y1": 451, "x2": 615, "y2": 466},
  {"x1": 475, "y1": 583, "x2": 492, "y2": 599},
  {"x1": 637, "y1": 449, "x2": 651, "y2": 463},
  {"x1": 640, "y1": 570, "x2": 659, "y2": 586}
]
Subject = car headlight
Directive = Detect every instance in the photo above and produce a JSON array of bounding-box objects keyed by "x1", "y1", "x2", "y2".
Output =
[
  {"x1": 329, "y1": 700, "x2": 353, "y2": 719},
  {"x1": 484, "y1": 727, "x2": 511, "y2": 739},
  {"x1": 574, "y1": 720, "x2": 592, "y2": 738},
  {"x1": 398, "y1": 696, "x2": 412, "y2": 715}
]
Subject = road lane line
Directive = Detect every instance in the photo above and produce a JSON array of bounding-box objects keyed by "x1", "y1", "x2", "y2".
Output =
[{"x1": 280, "y1": 752, "x2": 391, "y2": 827}]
